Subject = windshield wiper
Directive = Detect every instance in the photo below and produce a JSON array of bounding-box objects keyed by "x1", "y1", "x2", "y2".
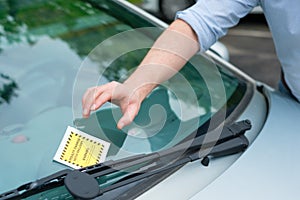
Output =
[{"x1": 0, "y1": 120, "x2": 251, "y2": 200}]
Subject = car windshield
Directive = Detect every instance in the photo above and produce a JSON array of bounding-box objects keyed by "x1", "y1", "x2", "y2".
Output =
[{"x1": 0, "y1": 0, "x2": 251, "y2": 199}]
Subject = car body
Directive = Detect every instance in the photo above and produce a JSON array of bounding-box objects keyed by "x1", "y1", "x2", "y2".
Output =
[{"x1": 0, "y1": 0, "x2": 299, "y2": 200}]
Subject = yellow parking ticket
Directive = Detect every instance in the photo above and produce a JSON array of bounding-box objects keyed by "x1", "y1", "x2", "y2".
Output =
[{"x1": 53, "y1": 126, "x2": 110, "y2": 169}]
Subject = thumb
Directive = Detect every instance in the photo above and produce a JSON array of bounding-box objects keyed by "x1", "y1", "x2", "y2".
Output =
[{"x1": 117, "y1": 103, "x2": 140, "y2": 129}]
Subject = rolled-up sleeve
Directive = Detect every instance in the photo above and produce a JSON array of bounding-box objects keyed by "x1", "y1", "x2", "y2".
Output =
[{"x1": 176, "y1": 0, "x2": 259, "y2": 52}]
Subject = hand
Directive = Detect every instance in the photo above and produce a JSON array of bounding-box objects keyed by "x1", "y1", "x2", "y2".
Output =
[
  {"x1": 82, "y1": 81, "x2": 143, "y2": 129},
  {"x1": 81, "y1": 19, "x2": 198, "y2": 129}
]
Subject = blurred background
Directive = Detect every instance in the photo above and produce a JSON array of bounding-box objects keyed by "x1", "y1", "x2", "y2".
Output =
[{"x1": 128, "y1": 0, "x2": 281, "y2": 89}]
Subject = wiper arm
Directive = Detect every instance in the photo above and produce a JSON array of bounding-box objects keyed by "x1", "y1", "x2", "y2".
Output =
[
  {"x1": 86, "y1": 135, "x2": 249, "y2": 199},
  {"x1": 0, "y1": 169, "x2": 72, "y2": 200},
  {"x1": 73, "y1": 119, "x2": 251, "y2": 179},
  {"x1": 0, "y1": 120, "x2": 251, "y2": 200}
]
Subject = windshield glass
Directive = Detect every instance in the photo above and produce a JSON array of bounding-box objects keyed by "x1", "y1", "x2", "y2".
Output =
[{"x1": 0, "y1": 0, "x2": 249, "y2": 198}]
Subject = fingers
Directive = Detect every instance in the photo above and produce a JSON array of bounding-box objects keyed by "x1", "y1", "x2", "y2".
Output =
[
  {"x1": 82, "y1": 82, "x2": 117, "y2": 118},
  {"x1": 82, "y1": 88, "x2": 96, "y2": 117},
  {"x1": 91, "y1": 92, "x2": 109, "y2": 110},
  {"x1": 117, "y1": 103, "x2": 140, "y2": 129},
  {"x1": 82, "y1": 81, "x2": 142, "y2": 130},
  {"x1": 82, "y1": 87, "x2": 100, "y2": 118}
]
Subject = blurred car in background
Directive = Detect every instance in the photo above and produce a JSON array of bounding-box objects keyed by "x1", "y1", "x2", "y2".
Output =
[
  {"x1": 140, "y1": 0, "x2": 195, "y2": 22},
  {"x1": 0, "y1": 0, "x2": 299, "y2": 200},
  {"x1": 139, "y1": 0, "x2": 263, "y2": 22}
]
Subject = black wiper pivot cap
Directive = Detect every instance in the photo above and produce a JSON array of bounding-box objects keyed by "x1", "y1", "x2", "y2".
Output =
[{"x1": 64, "y1": 170, "x2": 100, "y2": 199}]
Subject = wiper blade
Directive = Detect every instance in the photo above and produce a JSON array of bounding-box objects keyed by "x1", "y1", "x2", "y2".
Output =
[
  {"x1": 87, "y1": 135, "x2": 249, "y2": 199},
  {"x1": 0, "y1": 120, "x2": 251, "y2": 200},
  {"x1": 0, "y1": 169, "x2": 72, "y2": 200}
]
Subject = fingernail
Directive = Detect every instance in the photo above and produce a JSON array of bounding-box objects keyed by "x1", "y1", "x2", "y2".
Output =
[
  {"x1": 83, "y1": 108, "x2": 89, "y2": 115},
  {"x1": 118, "y1": 122, "x2": 124, "y2": 129}
]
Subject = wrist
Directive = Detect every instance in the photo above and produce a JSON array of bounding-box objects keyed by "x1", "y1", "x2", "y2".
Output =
[{"x1": 123, "y1": 80, "x2": 157, "y2": 101}]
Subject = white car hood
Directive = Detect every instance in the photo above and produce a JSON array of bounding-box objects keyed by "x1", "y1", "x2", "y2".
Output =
[{"x1": 190, "y1": 90, "x2": 300, "y2": 199}]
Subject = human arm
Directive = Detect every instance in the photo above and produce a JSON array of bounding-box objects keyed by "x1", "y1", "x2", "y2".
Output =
[
  {"x1": 82, "y1": 19, "x2": 199, "y2": 129},
  {"x1": 82, "y1": 0, "x2": 259, "y2": 129}
]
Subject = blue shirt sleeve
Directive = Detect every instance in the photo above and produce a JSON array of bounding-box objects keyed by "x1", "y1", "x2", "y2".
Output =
[{"x1": 176, "y1": 0, "x2": 259, "y2": 52}]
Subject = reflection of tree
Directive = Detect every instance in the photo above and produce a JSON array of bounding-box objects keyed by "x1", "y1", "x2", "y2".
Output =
[
  {"x1": 0, "y1": 0, "x2": 106, "y2": 52},
  {"x1": 0, "y1": 73, "x2": 18, "y2": 105},
  {"x1": 104, "y1": 49, "x2": 149, "y2": 82},
  {"x1": 0, "y1": 0, "x2": 42, "y2": 50},
  {"x1": 0, "y1": 0, "x2": 137, "y2": 56}
]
